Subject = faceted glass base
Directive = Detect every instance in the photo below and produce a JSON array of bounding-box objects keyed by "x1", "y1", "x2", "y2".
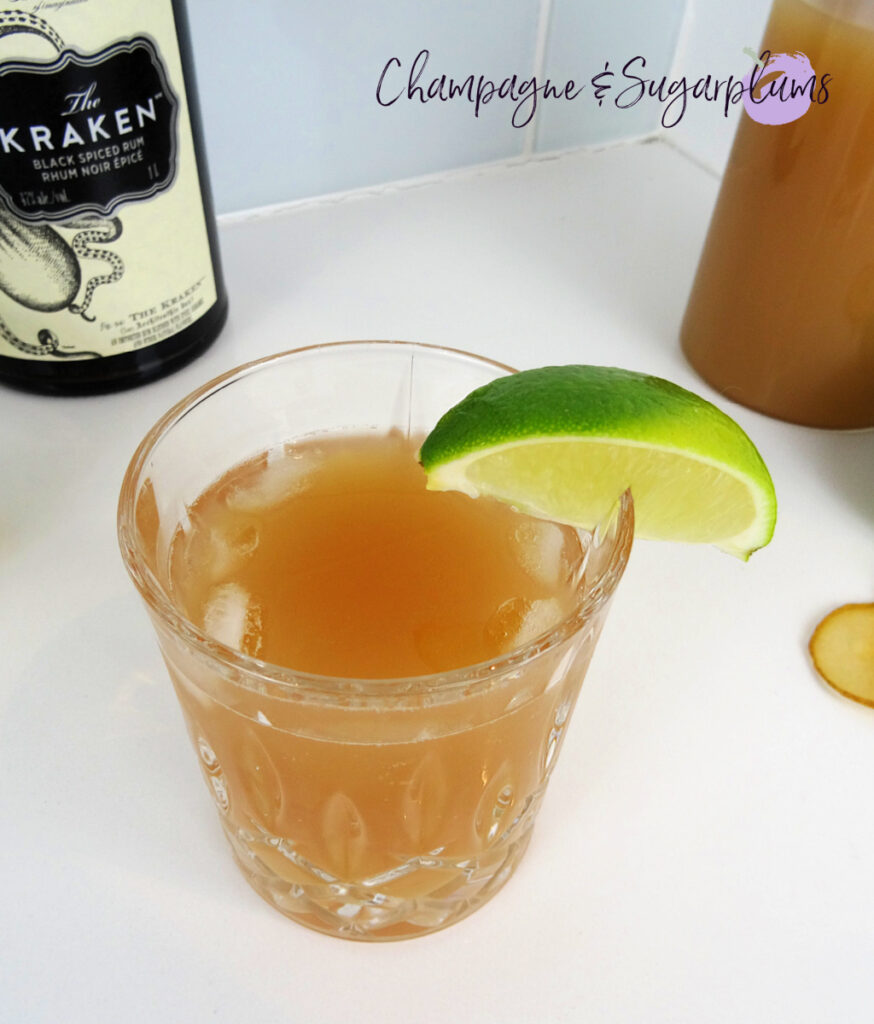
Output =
[{"x1": 224, "y1": 808, "x2": 538, "y2": 941}]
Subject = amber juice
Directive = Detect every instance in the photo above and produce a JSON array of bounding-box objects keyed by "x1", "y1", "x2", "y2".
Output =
[
  {"x1": 159, "y1": 431, "x2": 600, "y2": 938},
  {"x1": 681, "y1": 0, "x2": 874, "y2": 427},
  {"x1": 171, "y1": 431, "x2": 581, "y2": 677},
  {"x1": 120, "y1": 342, "x2": 635, "y2": 941}
]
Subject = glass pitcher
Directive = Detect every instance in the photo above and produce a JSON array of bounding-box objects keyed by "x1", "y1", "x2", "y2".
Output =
[{"x1": 680, "y1": 0, "x2": 874, "y2": 429}]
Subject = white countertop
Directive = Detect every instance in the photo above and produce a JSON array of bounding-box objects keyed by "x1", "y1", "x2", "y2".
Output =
[{"x1": 2, "y1": 139, "x2": 873, "y2": 1023}]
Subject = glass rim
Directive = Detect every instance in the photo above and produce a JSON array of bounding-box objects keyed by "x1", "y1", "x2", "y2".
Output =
[{"x1": 117, "y1": 339, "x2": 634, "y2": 700}]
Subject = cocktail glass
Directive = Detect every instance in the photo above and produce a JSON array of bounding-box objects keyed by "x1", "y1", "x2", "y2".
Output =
[{"x1": 117, "y1": 340, "x2": 633, "y2": 940}]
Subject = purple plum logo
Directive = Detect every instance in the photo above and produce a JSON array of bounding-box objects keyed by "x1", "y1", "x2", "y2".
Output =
[{"x1": 742, "y1": 50, "x2": 817, "y2": 124}]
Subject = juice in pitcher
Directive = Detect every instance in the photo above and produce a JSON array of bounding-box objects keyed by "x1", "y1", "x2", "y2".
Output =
[{"x1": 681, "y1": 0, "x2": 874, "y2": 428}]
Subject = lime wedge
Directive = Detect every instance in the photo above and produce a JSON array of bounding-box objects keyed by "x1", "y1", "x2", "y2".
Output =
[{"x1": 419, "y1": 365, "x2": 776, "y2": 560}]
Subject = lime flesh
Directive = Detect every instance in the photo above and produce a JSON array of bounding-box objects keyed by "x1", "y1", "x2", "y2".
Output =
[{"x1": 419, "y1": 365, "x2": 776, "y2": 560}]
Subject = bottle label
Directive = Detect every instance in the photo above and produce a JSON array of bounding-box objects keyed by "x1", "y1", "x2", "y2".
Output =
[
  {"x1": 0, "y1": 2, "x2": 219, "y2": 361},
  {"x1": 0, "y1": 38, "x2": 178, "y2": 222}
]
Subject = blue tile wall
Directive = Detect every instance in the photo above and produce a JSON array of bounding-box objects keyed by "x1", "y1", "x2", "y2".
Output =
[
  {"x1": 187, "y1": 0, "x2": 542, "y2": 213},
  {"x1": 187, "y1": 0, "x2": 692, "y2": 214},
  {"x1": 535, "y1": 0, "x2": 688, "y2": 150}
]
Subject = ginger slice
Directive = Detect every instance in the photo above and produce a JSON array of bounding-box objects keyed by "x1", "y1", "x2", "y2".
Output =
[{"x1": 809, "y1": 603, "x2": 874, "y2": 707}]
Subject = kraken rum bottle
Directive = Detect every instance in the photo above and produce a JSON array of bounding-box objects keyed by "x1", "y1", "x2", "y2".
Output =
[{"x1": 0, "y1": 0, "x2": 228, "y2": 394}]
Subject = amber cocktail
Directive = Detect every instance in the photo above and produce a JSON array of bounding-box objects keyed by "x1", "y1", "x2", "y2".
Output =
[{"x1": 118, "y1": 341, "x2": 633, "y2": 940}]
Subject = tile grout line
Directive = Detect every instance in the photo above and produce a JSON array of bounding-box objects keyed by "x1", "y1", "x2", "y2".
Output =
[
  {"x1": 523, "y1": 0, "x2": 553, "y2": 156},
  {"x1": 661, "y1": 0, "x2": 730, "y2": 179},
  {"x1": 217, "y1": 134, "x2": 665, "y2": 227},
  {"x1": 667, "y1": 0, "x2": 697, "y2": 84}
]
